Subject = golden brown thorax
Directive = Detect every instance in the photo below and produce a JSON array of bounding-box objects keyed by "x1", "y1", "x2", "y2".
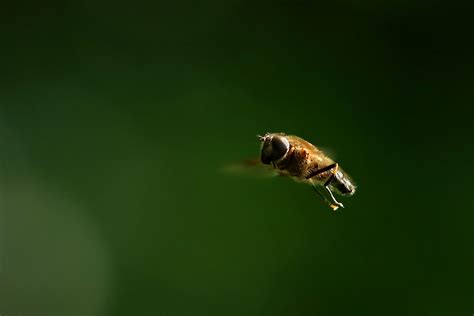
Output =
[{"x1": 273, "y1": 135, "x2": 335, "y2": 182}]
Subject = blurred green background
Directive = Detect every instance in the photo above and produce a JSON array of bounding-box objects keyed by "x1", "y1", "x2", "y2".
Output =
[{"x1": 0, "y1": 1, "x2": 473, "y2": 315}]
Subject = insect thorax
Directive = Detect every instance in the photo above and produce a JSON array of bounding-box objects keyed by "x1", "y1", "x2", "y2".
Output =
[{"x1": 274, "y1": 146, "x2": 311, "y2": 177}]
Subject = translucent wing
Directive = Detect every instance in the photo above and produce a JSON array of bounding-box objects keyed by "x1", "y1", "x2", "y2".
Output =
[{"x1": 221, "y1": 158, "x2": 280, "y2": 178}]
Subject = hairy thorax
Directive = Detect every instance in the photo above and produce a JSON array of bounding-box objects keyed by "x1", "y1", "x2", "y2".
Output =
[{"x1": 274, "y1": 145, "x2": 334, "y2": 182}]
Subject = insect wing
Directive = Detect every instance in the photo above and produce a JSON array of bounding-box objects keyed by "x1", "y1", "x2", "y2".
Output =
[{"x1": 222, "y1": 159, "x2": 279, "y2": 178}]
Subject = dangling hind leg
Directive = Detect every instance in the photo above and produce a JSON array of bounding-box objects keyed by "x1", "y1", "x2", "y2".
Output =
[
  {"x1": 310, "y1": 179, "x2": 342, "y2": 211},
  {"x1": 324, "y1": 185, "x2": 344, "y2": 210},
  {"x1": 307, "y1": 163, "x2": 344, "y2": 210},
  {"x1": 323, "y1": 171, "x2": 344, "y2": 210}
]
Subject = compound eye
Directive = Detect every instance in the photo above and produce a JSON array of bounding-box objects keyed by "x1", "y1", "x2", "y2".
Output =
[
  {"x1": 260, "y1": 135, "x2": 290, "y2": 164},
  {"x1": 270, "y1": 136, "x2": 290, "y2": 160}
]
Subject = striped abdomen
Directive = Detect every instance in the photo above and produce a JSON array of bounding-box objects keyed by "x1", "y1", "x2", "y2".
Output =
[{"x1": 331, "y1": 170, "x2": 356, "y2": 196}]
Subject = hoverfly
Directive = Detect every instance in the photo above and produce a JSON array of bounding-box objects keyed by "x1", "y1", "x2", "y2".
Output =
[{"x1": 253, "y1": 132, "x2": 356, "y2": 210}]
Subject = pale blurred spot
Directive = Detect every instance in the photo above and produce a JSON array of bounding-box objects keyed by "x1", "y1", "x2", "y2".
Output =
[{"x1": 0, "y1": 178, "x2": 111, "y2": 316}]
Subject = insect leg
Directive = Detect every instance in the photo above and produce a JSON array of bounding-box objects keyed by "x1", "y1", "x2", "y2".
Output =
[
  {"x1": 311, "y1": 182, "x2": 329, "y2": 203},
  {"x1": 324, "y1": 173, "x2": 335, "y2": 186},
  {"x1": 322, "y1": 166, "x2": 344, "y2": 210},
  {"x1": 309, "y1": 180, "x2": 340, "y2": 210},
  {"x1": 305, "y1": 163, "x2": 338, "y2": 179},
  {"x1": 324, "y1": 185, "x2": 344, "y2": 210},
  {"x1": 307, "y1": 163, "x2": 344, "y2": 210}
]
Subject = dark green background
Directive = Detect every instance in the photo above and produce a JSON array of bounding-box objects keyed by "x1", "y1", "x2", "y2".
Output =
[{"x1": 1, "y1": 1, "x2": 472, "y2": 315}]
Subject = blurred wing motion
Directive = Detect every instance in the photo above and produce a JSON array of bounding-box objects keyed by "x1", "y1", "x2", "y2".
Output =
[{"x1": 222, "y1": 159, "x2": 280, "y2": 178}]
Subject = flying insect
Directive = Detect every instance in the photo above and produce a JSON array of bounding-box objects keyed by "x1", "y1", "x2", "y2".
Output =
[{"x1": 257, "y1": 132, "x2": 356, "y2": 210}]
